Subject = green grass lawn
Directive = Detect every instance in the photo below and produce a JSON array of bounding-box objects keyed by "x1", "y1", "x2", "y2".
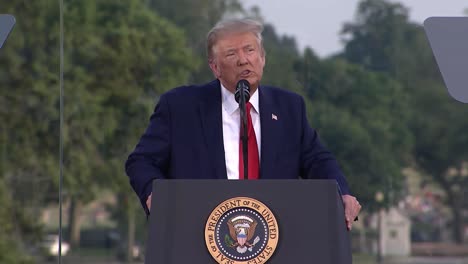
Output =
[{"x1": 353, "y1": 253, "x2": 380, "y2": 264}]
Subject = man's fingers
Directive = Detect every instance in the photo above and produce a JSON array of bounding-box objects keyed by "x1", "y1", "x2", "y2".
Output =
[
  {"x1": 345, "y1": 195, "x2": 361, "y2": 217},
  {"x1": 342, "y1": 195, "x2": 361, "y2": 231},
  {"x1": 146, "y1": 193, "x2": 152, "y2": 211}
]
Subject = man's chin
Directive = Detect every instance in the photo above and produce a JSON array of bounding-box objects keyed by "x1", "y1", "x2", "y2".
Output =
[
  {"x1": 246, "y1": 79, "x2": 260, "y2": 92},
  {"x1": 239, "y1": 77, "x2": 258, "y2": 87}
]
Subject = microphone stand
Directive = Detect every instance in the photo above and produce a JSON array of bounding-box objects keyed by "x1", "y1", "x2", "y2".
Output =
[{"x1": 239, "y1": 86, "x2": 249, "y2": 180}]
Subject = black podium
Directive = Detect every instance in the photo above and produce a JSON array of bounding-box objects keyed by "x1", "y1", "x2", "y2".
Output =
[{"x1": 145, "y1": 179, "x2": 352, "y2": 263}]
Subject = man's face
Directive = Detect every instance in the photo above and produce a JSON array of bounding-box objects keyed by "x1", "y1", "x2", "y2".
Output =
[{"x1": 209, "y1": 32, "x2": 266, "y2": 93}]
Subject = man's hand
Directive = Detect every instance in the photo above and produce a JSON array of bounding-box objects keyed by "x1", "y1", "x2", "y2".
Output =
[
  {"x1": 342, "y1": 194, "x2": 361, "y2": 230},
  {"x1": 146, "y1": 193, "x2": 152, "y2": 212}
]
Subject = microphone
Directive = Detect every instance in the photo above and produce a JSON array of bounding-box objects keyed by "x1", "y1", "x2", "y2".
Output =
[
  {"x1": 235, "y1": 79, "x2": 250, "y2": 179},
  {"x1": 235, "y1": 79, "x2": 251, "y2": 104}
]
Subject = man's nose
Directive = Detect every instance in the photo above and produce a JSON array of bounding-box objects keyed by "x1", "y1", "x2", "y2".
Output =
[{"x1": 237, "y1": 51, "x2": 248, "y2": 66}]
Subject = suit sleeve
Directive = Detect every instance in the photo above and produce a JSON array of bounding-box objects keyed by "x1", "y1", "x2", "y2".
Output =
[
  {"x1": 125, "y1": 94, "x2": 171, "y2": 214},
  {"x1": 298, "y1": 97, "x2": 351, "y2": 195}
]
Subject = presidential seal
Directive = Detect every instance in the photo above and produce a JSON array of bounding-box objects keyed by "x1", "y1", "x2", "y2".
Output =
[{"x1": 205, "y1": 197, "x2": 279, "y2": 264}]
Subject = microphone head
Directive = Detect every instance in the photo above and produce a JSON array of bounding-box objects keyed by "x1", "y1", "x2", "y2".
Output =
[{"x1": 235, "y1": 79, "x2": 251, "y2": 104}]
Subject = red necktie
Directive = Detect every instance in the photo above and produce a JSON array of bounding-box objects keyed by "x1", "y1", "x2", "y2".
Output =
[{"x1": 239, "y1": 102, "x2": 259, "y2": 179}]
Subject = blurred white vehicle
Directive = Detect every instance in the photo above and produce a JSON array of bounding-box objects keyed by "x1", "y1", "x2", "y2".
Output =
[{"x1": 40, "y1": 234, "x2": 70, "y2": 257}]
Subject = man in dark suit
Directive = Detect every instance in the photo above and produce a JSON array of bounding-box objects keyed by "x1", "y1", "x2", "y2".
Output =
[{"x1": 126, "y1": 19, "x2": 361, "y2": 229}]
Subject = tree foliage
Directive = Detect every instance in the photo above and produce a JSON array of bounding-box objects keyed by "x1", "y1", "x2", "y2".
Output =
[
  {"x1": 341, "y1": 0, "x2": 438, "y2": 84},
  {"x1": 0, "y1": 1, "x2": 61, "y2": 259},
  {"x1": 341, "y1": 0, "x2": 468, "y2": 243},
  {"x1": 297, "y1": 57, "x2": 413, "y2": 209},
  {"x1": 64, "y1": 0, "x2": 198, "y2": 245},
  {"x1": 1, "y1": 0, "x2": 197, "y2": 252}
]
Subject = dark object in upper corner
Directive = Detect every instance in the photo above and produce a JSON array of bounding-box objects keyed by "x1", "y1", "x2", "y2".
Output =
[{"x1": 0, "y1": 14, "x2": 16, "y2": 49}]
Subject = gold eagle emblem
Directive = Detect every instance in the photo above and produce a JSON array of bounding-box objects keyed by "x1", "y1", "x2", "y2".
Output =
[{"x1": 227, "y1": 215, "x2": 260, "y2": 254}]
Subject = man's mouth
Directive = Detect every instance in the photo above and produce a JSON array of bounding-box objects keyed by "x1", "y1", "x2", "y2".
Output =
[{"x1": 240, "y1": 70, "x2": 252, "y2": 77}]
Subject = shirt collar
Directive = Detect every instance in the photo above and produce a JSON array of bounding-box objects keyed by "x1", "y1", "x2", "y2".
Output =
[{"x1": 221, "y1": 82, "x2": 259, "y2": 115}]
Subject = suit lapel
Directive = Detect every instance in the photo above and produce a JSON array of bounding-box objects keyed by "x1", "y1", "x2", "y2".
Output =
[
  {"x1": 259, "y1": 86, "x2": 279, "y2": 179},
  {"x1": 199, "y1": 80, "x2": 227, "y2": 179}
]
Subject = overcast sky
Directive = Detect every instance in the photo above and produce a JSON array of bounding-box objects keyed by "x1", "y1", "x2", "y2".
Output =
[{"x1": 241, "y1": 0, "x2": 467, "y2": 57}]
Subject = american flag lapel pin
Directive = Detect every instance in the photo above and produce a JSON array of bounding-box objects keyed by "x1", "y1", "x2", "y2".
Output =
[{"x1": 272, "y1": 113, "x2": 278, "y2": 120}]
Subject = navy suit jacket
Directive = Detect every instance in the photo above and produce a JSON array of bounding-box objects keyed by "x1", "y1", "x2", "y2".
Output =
[{"x1": 125, "y1": 80, "x2": 350, "y2": 213}]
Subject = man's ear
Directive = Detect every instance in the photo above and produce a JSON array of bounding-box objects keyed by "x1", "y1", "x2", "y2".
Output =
[{"x1": 209, "y1": 59, "x2": 220, "y2": 78}]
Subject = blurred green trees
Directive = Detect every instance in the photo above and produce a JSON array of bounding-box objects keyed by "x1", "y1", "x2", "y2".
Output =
[
  {"x1": 298, "y1": 57, "x2": 413, "y2": 209},
  {"x1": 61, "y1": 0, "x2": 198, "y2": 247},
  {"x1": 0, "y1": 0, "x2": 197, "y2": 259},
  {"x1": 0, "y1": 2, "x2": 61, "y2": 262},
  {"x1": 341, "y1": 0, "x2": 468, "y2": 243}
]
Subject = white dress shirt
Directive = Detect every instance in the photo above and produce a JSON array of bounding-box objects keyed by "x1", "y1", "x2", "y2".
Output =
[{"x1": 221, "y1": 83, "x2": 261, "y2": 180}]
